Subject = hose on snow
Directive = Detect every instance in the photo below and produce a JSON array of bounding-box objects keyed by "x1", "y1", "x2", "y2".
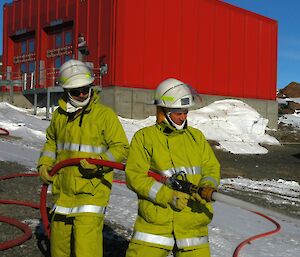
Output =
[
  {"x1": 0, "y1": 127, "x2": 9, "y2": 136},
  {"x1": 1, "y1": 158, "x2": 282, "y2": 255},
  {"x1": 40, "y1": 158, "x2": 126, "y2": 238},
  {"x1": 0, "y1": 160, "x2": 126, "y2": 250},
  {"x1": 212, "y1": 192, "x2": 281, "y2": 256}
]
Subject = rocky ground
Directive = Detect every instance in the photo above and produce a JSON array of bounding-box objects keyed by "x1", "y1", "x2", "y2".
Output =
[{"x1": 0, "y1": 124, "x2": 299, "y2": 256}]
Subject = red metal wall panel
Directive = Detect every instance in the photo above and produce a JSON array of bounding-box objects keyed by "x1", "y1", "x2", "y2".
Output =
[
  {"x1": 113, "y1": 0, "x2": 277, "y2": 100},
  {"x1": 197, "y1": 0, "x2": 215, "y2": 95},
  {"x1": 2, "y1": 0, "x2": 277, "y2": 100},
  {"x1": 142, "y1": 0, "x2": 165, "y2": 87},
  {"x1": 228, "y1": 10, "x2": 245, "y2": 98},
  {"x1": 213, "y1": 3, "x2": 231, "y2": 96}
]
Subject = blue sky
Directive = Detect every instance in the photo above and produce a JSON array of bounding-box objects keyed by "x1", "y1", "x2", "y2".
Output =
[{"x1": 0, "y1": 0, "x2": 299, "y2": 89}]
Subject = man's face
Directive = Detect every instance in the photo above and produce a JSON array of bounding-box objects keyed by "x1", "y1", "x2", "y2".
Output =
[
  {"x1": 169, "y1": 110, "x2": 188, "y2": 125},
  {"x1": 68, "y1": 85, "x2": 91, "y2": 102}
]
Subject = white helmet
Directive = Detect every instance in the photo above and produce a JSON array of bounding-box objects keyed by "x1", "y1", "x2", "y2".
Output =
[
  {"x1": 58, "y1": 59, "x2": 95, "y2": 89},
  {"x1": 154, "y1": 78, "x2": 194, "y2": 108}
]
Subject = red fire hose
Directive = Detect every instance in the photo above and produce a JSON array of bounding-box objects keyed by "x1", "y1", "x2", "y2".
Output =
[
  {"x1": 233, "y1": 211, "x2": 281, "y2": 256},
  {"x1": 1, "y1": 158, "x2": 281, "y2": 256},
  {"x1": 0, "y1": 216, "x2": 32, "y2": 250},
  {"x1": 0, "y1": 173, "x2": 40, "y2": 251},
  {"x1": 40, "y1": 158, "x2": 127, "y2": 238},
  {"x1": 0, "y1": 127, "x2": 9, "y2": 136}
]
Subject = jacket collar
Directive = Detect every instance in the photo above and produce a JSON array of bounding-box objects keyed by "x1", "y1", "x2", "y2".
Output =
[
  {"x1": 58, "y1": 89, "x2": 99, "y2": 113},
  {"x1": 156, "y1": 120, "x2": 187, "y2": 135}
]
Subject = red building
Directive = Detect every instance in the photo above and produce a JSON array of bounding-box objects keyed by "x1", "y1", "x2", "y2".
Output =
[
  {"x1": 2, "y1": 0, "x2": 277, "y2": 99},
  {"x1": 1, "y1": 0, "x2": 278, "y2": 128}
]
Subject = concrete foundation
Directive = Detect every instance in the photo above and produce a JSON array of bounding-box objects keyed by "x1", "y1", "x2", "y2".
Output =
[
  {"x1": 101, "y1": 86, "x2": 278, "y2": 129},
  {"x1": 0, "y1": 86, "x2": 278, "y2": 129}
]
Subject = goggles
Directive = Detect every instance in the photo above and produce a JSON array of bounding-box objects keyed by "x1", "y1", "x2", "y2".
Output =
[{"x1": 68, "y1": 85, "x2": 91, "y2": 97}]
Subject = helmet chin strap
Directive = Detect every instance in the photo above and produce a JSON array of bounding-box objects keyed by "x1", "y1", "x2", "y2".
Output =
[
  {"x1": 164, "y1": 110, "x2": 186, "y2": 130},
  {"x1": 67, "y1": 88, "x2": 92, "y2": 109}
]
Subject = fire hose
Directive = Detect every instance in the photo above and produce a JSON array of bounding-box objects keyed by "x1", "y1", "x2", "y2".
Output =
[
  {"x1": 1, "y1": 158, "x2": 281, "y2": 256},
  {"x1": 0, "y1": 127, "x2": 9, "y2": 136},
  {"x1": 0, "y1": 173, "x2": 40, "y2": 250}
]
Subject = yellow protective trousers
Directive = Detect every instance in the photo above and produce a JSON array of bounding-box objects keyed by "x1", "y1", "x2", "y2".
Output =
[
  {"x1": 50, "y1": 213, "x2": 104, "y2": 257},
  {"x1": 125, "y1": 242, "x2": 211, "y2": 257}
]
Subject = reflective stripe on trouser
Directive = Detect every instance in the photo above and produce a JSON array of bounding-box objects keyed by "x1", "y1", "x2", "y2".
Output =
[
  {"x1": 126, "y1": 241, "x2": 211, "y2": 257},
  {"x1": 132, "y1": 231, "x2": 208, "y2": 249},
  {"x1": 52, "y1": 204, "x2": 106, "y2": 215},
  {"x1": 51, "y1": 214, "x2": 104, "y2": 257}
]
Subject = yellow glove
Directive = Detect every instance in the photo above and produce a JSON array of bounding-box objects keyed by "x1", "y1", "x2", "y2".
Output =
[
  {"x1": 79, "y1": 156, "x2": 102, "y2": 174},
  {"x1": 38, "y1": 165, "x2": 53, "y2": 184},
  {"x1": 169, "y1": 191, "x2": 190, "y2": 210},
  {"x1": 193, "y1": 187, "x2": 217, "y2": 202}
]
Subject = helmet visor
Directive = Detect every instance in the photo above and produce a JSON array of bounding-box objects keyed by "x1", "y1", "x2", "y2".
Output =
[{"x1": 67, "y1": 85, "x2": 91, "y2": 97}]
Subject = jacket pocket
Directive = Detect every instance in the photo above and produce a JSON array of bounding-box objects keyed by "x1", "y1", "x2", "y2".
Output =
[
  {"x1": 138, "y1": 199, "x2": 172, "y2": 225},
  {"x1": 74, "y1": 177, "x2": 98, "y2": 195},
  {"x1": 182, "y1": 200, "x2": 213, "y2": 229}
]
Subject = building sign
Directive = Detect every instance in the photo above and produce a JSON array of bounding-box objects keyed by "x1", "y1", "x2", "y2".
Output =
[
  {"x1": 15, "y1": 28, "x2": 27, "y2": 35},
  {"x1": 13, "y1": 53, "x2": 36, "y2": 64},
  {"x1": 46, "y1": 45, "x2": 73, "y2": 58},
  {"x1": 50, "y1": 19, "x2": 63, "y2": 27}
]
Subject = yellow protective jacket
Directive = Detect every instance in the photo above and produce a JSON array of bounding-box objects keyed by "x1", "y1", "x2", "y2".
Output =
[
  {"x1": 38, "y1": 90, "x2": 129, "y2": 213},
  {"x1": 126, "y1": 121, "x2": 220, "y2": 250}
]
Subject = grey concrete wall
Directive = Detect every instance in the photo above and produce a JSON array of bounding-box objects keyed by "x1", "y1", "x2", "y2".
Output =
[
  {"x1": 0, "y1": 86, "x2": 278, "y2": 129},
  {"x1": 0, "y1": 92, "x2": 32, "y2": 108},
  {"x1": 101, "y1": 86, "x2": 278, "y2": 129}
]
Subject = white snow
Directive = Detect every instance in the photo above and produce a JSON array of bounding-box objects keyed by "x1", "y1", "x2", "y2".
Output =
[{"x1": 1, "y1": 100, "x2": 300, "y2": 256}]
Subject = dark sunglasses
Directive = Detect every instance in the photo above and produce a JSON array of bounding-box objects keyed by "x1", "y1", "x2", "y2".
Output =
[{"x1": 68, "y1": 86, "x2": 91, "y2": 97}]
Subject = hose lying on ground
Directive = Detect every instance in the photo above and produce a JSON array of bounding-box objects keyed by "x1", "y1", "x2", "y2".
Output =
[
  {"x1": 2, "y1": 158, "x2": 282, "y2": 256},
  {"x1": 0, "y1": 173, "x2": 39, "y2": 251},
  {"x1": 212, "y1": 192, "x2": 281, "y2": 256},
  {"x1": 0, "y1": 161, "x2": 125, "y2": 250},
  {"x1": 0, "y1": 127, "x2": 9, "y2": 136}
]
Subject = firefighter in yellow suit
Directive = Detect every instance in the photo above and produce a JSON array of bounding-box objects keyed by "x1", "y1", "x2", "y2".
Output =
[
  {"x1": 125, "y1": 78, "x2": 220, "y2": 257},
  {"x1": 37, "y1": 59, "x2": 129, "y2": 257}
]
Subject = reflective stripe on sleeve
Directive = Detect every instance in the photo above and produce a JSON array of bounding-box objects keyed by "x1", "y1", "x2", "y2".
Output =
[
  {"x1": 176, "y1": 236, "x2": 209, "y2": 249},
  {"x1": 105, "y1": 150, "x2": 116, "y2": 161},
  {"x1": 41, "y1": 151, "x2": 56, "y2": 159},
  {"x1": 155, "y1": 166, "x2": 201, "y2": 177},
  {"x1": 133, "y1": 231, "x2": 175, "y2": 247},
  {"x1": 52, "y1": 204, "x2": 106, "y2": 215},
  {"x1": 148, "y1": 181, "x2": 163, "y2": 201},
  {"x1": 201, "y1": 176, "x2": 218, "y2": 188},
  {"x1": 57, "y1": 142, "x2": 107, "y2": 154}
]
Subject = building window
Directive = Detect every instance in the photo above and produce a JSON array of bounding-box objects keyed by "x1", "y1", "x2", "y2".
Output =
[
  {"x1": 65, "y1": 31, "x2": 72, "y2": 45},
  {"x1": 64, "y1": 55, "x2": 72, "y2": 62},
  {"x1": 55, "y1": 57, "x2": 62, "y2": 68},
  {"x1": 21, "y1": 41, "x2": 27, "y2": 54},
  {"x1": 20, "y1": 63, "x2": 27, "y2": 73},
  {"x1": 55, "y1": 34, "x2": 62, "y2": 47},
  {"x1": 29, "y1": 40, "x2": 35, "y2": 53},
  {"x1": 29, "y1": 62, "x2": 35, "y2": 73}
]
